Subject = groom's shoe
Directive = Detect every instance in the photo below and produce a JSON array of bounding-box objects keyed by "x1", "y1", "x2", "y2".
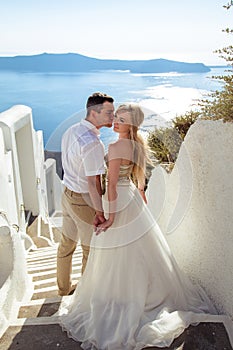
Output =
[
  {"x1": 58, "y1": 284, "x2": 77, "y2": 296},
  {"x1": 68, "y1": 285, "x2": 77, "y2": 295}
]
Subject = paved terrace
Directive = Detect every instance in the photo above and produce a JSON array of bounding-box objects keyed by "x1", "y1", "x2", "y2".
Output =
[{"x1": 0, "y1": 243, "x2": 232, "y2": 350}]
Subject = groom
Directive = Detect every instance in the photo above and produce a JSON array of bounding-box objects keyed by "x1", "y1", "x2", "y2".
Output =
[{"x1": 57, "y1": 92, "x2": 114, "y2": 296}]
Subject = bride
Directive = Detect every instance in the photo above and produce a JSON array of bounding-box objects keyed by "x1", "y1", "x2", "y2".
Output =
[{"x1": 59, "y1": 104, "x2": 218, "y2": 349}]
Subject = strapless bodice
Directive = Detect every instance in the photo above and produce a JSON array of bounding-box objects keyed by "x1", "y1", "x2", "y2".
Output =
[
  {"x1": 105, "y1": 153, "x2": 133, "y2": 179},
  {"x1": 118, "y1": 164, "x2": 133, "y2": 178}
]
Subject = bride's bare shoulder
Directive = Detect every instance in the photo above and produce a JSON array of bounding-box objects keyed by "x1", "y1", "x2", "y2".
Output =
[
  {"x1": 108, "y1": 141, "x2": 121, "y2": 158},
  {"x1": 108, "y1": 139, "x2": 132, "y2": 161}
]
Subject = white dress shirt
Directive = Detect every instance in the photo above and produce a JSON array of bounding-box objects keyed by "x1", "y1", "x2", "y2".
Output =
[{"x1": 62, "y1": 119, "x2": 105, "y2": 193}]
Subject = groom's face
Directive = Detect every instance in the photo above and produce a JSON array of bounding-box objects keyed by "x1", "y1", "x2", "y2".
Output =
[{"x1": 97, "y1": 101, "x2": 115, "y2": 128}]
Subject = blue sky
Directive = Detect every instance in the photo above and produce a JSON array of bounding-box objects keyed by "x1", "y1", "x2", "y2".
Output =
[{"x1": 0, "y1": 0, "x2": 232, "y2": 65}]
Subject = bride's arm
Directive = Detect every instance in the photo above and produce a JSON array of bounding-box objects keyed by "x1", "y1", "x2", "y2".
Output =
[
  {"x1": 87, "y1": 175, "x2": 106, "y2": 228},
  {"x1": 107, "y1": 156, "x2": 121, "y2": 222},
  {"x1": 96, "y1": 144, "x2": 121, "y2": 234}
]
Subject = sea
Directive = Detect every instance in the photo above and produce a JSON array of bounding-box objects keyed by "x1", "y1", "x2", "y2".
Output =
[{"x1": 0, "y1": 67, "x2": 229, "y2": 151}]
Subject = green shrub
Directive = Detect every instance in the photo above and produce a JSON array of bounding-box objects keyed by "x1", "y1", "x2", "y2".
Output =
[
  {"x1": 199, "y1": 18, "x2": 233, "y2": 123},
  {"x1": 172, "y1": 111, "x2": 200, "y2": 140},
  {"x1": 147, "y1": 110, "x2": 199, "y2": 170},
  {"x1": 199, "y1": 72, "x2": 233, "y2": 122},
  {"x1": 147, "y1": 126, "x2": 182, "y2": 164}
]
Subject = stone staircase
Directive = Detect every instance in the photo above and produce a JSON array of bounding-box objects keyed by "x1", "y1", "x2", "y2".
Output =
[
  {"x1": 0, "y1": 244, "x2": 81, "y2": 349},
  {"x1": 0, "y1": 244, "x2": 233, "y2": 350}
]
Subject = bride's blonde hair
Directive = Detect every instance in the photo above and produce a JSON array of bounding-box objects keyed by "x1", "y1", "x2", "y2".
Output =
[{"x1": 116, "y1": 104, "x2": 149, "y2": 187}]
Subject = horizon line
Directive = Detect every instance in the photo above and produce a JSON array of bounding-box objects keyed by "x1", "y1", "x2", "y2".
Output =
[{"x1": 0, "y1": 51, "x2": 226, "y2": 67}]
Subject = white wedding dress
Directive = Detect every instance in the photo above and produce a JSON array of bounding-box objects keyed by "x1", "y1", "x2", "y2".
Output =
[{"x1": 59, "y1": 165, "x2": 219, "y2": 349}]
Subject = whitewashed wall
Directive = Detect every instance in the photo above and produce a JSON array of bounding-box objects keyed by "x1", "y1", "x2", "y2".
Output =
[
  {"x1": 0, "y1": 105, "x2": 51, "y2": 336},
  {"x1": 0, "y1": 129, "x2": 18, "y2": 225},
  {"x1": 0, "y1": 105, "x2": 39, "y2": 233},
  {"x1": 0, "y1": 215, "x2": 33, "y2": 338},
  {"x1": 147, "y1": 119, "x2": 233, "y2": 319}
]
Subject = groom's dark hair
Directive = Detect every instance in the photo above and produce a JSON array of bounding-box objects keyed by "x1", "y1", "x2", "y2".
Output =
[{"x1": 86, "y1": 92, "x2": 114, "y2": 114}]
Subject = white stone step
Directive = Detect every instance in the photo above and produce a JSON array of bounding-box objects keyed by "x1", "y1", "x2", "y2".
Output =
[
  {"x1": 20, "y1": 295, "x2": 70, "y2": 307},
  {"x1": 11, "y1": 315, "x2": 61, "y2": 326}
]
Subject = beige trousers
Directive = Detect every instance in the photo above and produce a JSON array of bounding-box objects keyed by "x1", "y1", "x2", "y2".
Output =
[{"x1": 57, "y1": 187, "x2": 95, "y2": 296}]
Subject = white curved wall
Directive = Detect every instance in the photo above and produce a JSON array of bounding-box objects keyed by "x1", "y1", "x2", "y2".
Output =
[
  {"x1": 147, "y1": 119, "x2": 233, "y2": 318},
  {"x1": 0, "y1": 216, "x2": 33, "y2": 337}
]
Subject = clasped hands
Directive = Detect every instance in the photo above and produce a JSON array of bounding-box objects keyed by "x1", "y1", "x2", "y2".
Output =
[{"x1": 94, "y1": 213, "x2": 113, "y2": 235}]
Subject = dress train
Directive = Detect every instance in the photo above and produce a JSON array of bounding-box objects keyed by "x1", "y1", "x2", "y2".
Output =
[{"x1": 58, "y1": 175, "x2": 224, "y2": 349}]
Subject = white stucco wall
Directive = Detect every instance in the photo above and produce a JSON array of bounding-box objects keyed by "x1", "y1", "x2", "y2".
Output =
[
  {"x1": 0, "y1": 105, "x2": 40, "y2": 220},
  {"x1": 0, "y1": 216, "x2": 33, "y2": 337},
  {"x1": 147, "y1": 119, "x2": 233, "y2": 318}
]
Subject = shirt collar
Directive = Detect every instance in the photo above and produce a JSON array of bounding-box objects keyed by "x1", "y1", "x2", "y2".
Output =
[{"x1": 81, "y1": 119, "x2": 100, "y2": 136}]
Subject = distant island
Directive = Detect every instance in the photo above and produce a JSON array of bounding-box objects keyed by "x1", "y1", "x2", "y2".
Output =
[{"x1": 0, "y1": 53, "x2": 211, "y2": 73}]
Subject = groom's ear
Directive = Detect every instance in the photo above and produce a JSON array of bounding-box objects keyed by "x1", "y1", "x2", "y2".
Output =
[{"x1": 91, "y1": 105, "x2": 102, "y2": 116}]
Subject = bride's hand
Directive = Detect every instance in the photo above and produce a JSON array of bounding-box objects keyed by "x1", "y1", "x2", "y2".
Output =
[
  {"x1": 95, "y1": 218, "x2": 114, "y2": 235},
  {"x1": 93, "y1": 213, "x2": 106, "y2": 229}
]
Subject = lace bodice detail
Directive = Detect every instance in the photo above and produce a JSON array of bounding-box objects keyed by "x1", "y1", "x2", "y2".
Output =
[
  {"x1": 105, "y1": 154, "x2": 133, "y2": 181},
  {"x1": 118, "y1": 164, "x2": 133, "y2": 179}
]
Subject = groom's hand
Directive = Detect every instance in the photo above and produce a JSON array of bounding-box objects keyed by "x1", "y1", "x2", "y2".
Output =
[
  {"x1": 93, "y1": 213, "x2": 106, "y2": 230},
  {"x1": 95, "y1": 218, "x2": 114, "y2": 235}
]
